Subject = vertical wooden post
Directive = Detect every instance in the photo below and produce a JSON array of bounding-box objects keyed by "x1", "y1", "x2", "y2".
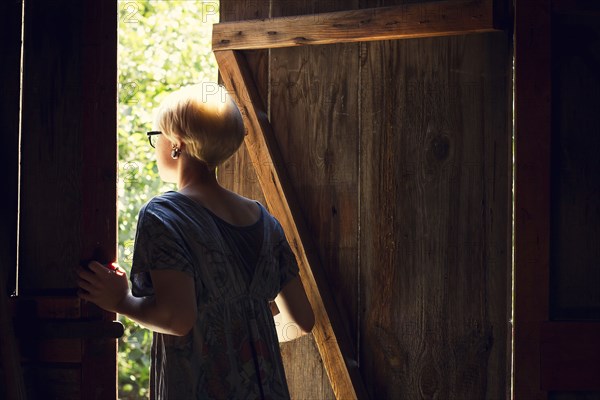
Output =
[
  {"x1": 0, "y1": 0, "x2": 22, "y2": 297},
  {"x1": 80, "y1": 0, "x2": 118, "y2": 398},
  {"x1": 513, "y1": 0, "x2": 551, "y2": 398},
  {"x1": 17, "y1": 0, "x2": 118, "y2": 398}
]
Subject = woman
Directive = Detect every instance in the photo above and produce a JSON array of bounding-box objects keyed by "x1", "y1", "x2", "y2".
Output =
[{"x1": 77, "y1": 83, "x2": 315, "y2": 399}]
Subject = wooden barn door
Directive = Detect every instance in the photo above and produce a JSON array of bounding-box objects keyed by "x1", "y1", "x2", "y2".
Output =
[
  {"x1": 513, "y1": 1, "x2": 600, "y2": 399},
  {"x1": 1, "y1": 1, "x2": 119, "y2": 399},
  {"x1": 217, "y1": 1, "x2": 512, "y2": 399}
]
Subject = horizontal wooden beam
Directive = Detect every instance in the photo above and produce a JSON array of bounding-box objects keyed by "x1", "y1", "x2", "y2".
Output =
[
  {"x1": 215, "y1": 49, "x2": 368, "y2": 400},
  {"x1": 541, "y1": 322, "x2": 600, "y2": 390},
  {"x1": 213, "y1": 0, "x2": 497, "y2": 51}
]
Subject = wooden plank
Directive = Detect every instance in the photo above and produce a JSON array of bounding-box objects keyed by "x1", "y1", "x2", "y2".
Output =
[
  {"x1": 80, "y1": 1, "x2": 118, "y2": 399},
  {"x1": 269, "y1": 3, "x2": 358, "y2": 399},
  {"x1": 22, "y1": 365, "x2": 81, "y2": 400},
  {"x1": 279, "y1": 335, "x2": 335, "y2": 400},
  {"x1": 37, "y1": 339, "x2": 83, "y2": 364},
  {"x1": 217, "y1": 3, "x2": 269, "y2": 207},
  {"x1": 540, "y1": 322, "x2": 600, "y2": 390},
  {"x1": 215, "y1": 49, "x2": 368, "y2": 400},
  {"x1": 34, "y1": 296, "x2": 81, "y2": 319},
  {"x1": 0, "y1": 1, "x2": 26, "y2": 397},
  {"x1": 19, "y1": 0, "x2": 85, "y2": 292},
  {"x1": 19, "y1": 0, "x2": 118, "y2": 397},
  {"x1": 359, "y1": 30, "x2": 510, "y2": 399},
  {"x1": 0, "y1": 0, "x2": 21, "y2": 300},
  {"x1": 213, "y1": 1, "x2": 497, "y2": 51},
  {"x1": 513, "y1": 0, "x2": 551, "y2": 398},
  {"x1": 218, "y1": 2, "x2": 335, "y2": 399}
]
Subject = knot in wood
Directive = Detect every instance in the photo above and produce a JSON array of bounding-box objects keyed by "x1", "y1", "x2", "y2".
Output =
[{"x1": 430, "y1": 134, "x2": 450, "y2": 161}]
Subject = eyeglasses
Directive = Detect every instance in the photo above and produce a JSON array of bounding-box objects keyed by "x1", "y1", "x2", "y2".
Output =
[{"x1": 147, "y1": 131, "x2": 162, "y2": 148}]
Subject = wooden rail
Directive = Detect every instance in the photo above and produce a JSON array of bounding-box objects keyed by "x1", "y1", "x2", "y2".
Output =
[{"x1": 213, "y1": 1, "x2": 498, "y2": 51}]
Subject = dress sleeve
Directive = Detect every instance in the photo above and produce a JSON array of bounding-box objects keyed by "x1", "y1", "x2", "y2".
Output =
[
  {"x1": 277, "y1": 227, "x2": 300, "y2": 289},
  {"x1": 130, "y1": 206, "x2": 194, "y2": 296}
]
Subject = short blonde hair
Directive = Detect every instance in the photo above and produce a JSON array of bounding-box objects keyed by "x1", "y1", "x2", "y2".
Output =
[{"x1": 153, "y1": 83, "x2": 245, "y2": 168}]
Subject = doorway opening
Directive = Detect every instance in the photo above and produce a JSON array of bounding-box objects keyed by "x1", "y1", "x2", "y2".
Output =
[{"x1": 117, "y1": 1, "x2": 218, "y2": 398}]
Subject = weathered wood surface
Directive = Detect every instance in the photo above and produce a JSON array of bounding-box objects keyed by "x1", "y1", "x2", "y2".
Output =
[
  {"x1": 269, "y1": 2, "x2": 359, "y2": 400},
  {"x1": 80, "y1": 1, "x2": 119, "y2": 398},
  {"x1": 279, "y1": 334, "x2": 335, "y2": 400},
  {"x1": 213, "y1": 0, "x2": 496, "y2": 51},
  {"x1": 17, "y1": 0, "x2": 118, "y2": 398},
  {"x1": 19, "y1": 0, "x2": 85, "y2": 292},
  {"x1": 358, "y1": 28, "x2": 510, "y2": 398},
  {"x1": 0, "y1": 0, "x2": 21, "y2": 299},
  {"x1": 513, "y1": 0, "x2": 551, "y2": 398},
  {"x1": 218, "y1": 2, "x2": 337, "y2": 399},
  {"x1": 218, "y1": 1, "x2": 511, "y2": 399},
  {"x1": 217, "y1": 6, "x2": 327, "y2": 399},
  {"x1": 19, "y1": 0, "x2": 116, "y2": 288},
  {"x1": 215, "y1": 49, "x2": 366, "y2": 400},
  {"x1": 217, "y1": 0, "x2": 268, "y2": 206}
]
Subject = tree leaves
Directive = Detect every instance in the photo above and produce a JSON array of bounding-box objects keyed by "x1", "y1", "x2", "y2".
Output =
[{"x1": 117, "y1": 2, "x2": 218, "y2": 398}]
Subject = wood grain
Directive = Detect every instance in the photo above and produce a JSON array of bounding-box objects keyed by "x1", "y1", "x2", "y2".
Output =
[
  {"x1": 19, "y1": 0, "x2": 85, "y2": 292},
  {"x1": 18, "y1": 0, "x2": 118, "y2": 398},
  {"x1": 217, "y1": 1, "x2": 512, "y2": 399},
  {"x1": 217, "y1": 0, "x2": 269, "y2": 207},
  {"x1": 358, "y1": 25, "x2": 510, "y2": 400},
  {"x1": 279, "y1": 334, "x2": 335, "y2": 400},
  {"x1": 213, "y1": 1, "x2": 496, "y2": 51},
  {"x1": 268, "y1": 41, "x2": 359, "y2": 400},
  {"x1": 268, "y1": 3, "x2": 356, "y2": 400},
  {"x1": 215, "y1": 49, "x2": 367, "y2": 400}
]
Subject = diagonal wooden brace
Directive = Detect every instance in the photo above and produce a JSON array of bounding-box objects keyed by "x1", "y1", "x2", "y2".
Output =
[{"x1": 214, "y1": 49, "x2": 368, "y2": 400}]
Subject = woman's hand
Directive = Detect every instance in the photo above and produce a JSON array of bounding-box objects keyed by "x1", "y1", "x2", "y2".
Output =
[{"x1": 77, "y1": 261, "x2": 130, "y2": 313}]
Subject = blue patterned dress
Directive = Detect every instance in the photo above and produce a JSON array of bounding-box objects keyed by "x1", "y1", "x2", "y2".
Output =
[{"x1": 130, "y1": 191, "x2": 298, "y2": 399}]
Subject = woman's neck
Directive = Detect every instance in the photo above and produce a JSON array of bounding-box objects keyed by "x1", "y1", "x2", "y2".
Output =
[{"x1": 177, "y1": 157, "x2": 221, "y2": 194}]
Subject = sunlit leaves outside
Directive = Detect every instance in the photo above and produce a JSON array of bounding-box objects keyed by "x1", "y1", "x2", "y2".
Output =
[{"x1": 117, "y1": 2, "x2": 218, "y2": 398}]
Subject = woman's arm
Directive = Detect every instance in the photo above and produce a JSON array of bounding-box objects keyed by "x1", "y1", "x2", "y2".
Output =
[
  {"x1": 273, "y1": 276, "x2": 315, "y2": 342},
  {"x1": 77, "y1": 261, "x2": 197, "y2": 336}
]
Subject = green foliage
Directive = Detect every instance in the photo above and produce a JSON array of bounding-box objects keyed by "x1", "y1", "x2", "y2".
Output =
[{"x1": 117, "y1": 1, "x2": 218, "y2": 398}]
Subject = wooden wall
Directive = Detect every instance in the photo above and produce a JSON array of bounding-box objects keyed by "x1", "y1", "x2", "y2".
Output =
[
  {"x1": 219, "y1": 1, "x2": 512, "y2": 399},
  {"x1": 0, "y1": 1, "x2": 119, "y2": 398}
]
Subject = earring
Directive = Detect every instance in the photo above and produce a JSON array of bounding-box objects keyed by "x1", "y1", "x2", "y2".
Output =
[{"x1": 171, "y1": 144, "x2": 181, "y2": 159}]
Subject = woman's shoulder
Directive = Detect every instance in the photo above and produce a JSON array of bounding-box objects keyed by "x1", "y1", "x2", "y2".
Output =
[{"x1": 137, "y1": 191, "x2": 194, "y2": 221}]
